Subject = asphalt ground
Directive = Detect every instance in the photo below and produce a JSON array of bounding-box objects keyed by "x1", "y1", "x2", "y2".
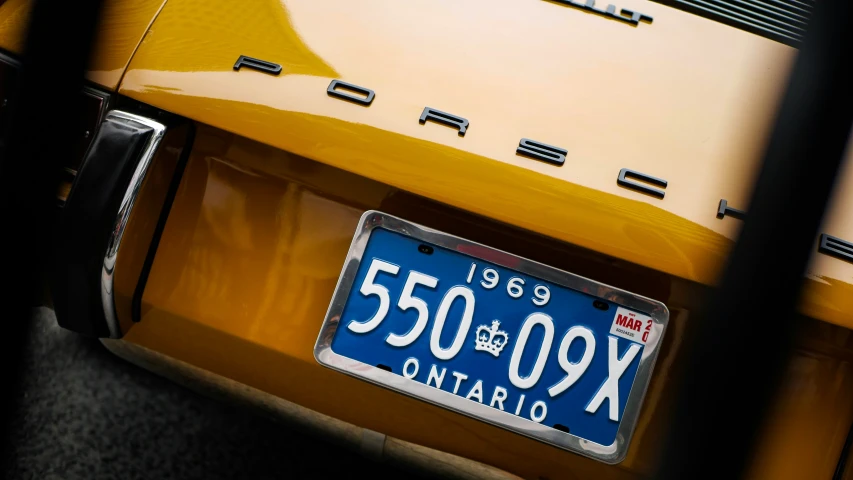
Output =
[{"x1": 4, "y1": 308, "x2": 406, "y2": 480}]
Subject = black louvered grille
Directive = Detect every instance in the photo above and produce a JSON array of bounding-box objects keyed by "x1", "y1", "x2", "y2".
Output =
[{"x1": 653, "y1": 0, "x2": 814, "y2": 46}]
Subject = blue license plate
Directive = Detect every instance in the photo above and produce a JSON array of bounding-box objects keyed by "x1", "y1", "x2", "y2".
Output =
[{"x1": 315, "y1": 211, "x2": 668, "y2": 463}]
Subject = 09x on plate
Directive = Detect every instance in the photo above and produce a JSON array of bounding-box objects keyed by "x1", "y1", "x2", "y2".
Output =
[{"x1": 314, "y1": 211, "x2": 669, "y2": 463}]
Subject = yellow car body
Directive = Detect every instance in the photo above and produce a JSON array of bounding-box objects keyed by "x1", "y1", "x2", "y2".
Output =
[{"x1": 2, "y1": 0, "x2": 852, "y2": 478}]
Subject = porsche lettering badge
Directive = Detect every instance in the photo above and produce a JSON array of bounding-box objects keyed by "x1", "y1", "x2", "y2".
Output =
[{"x1": 231, "y1": 57, "x2": 853, "y2": 265}]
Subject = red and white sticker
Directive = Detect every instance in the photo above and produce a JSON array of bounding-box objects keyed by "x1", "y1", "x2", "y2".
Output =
[{"x1": 609, "y1": 307, "x2": 653, "y2": 345}]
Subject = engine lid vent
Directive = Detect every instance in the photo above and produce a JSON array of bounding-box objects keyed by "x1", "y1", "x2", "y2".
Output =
[{"x1": 652, "y1": 0, "x2": 813, "y2": 47}]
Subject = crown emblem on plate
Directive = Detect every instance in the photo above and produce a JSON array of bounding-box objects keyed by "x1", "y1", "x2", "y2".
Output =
[{"x1": 475, "y1": 320, "x2": 510, "y2": 357}]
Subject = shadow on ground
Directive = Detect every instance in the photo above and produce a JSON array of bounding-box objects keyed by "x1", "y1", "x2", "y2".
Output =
[{"x1": 5, "y1": 308, "x2": 406, "y2": 480}]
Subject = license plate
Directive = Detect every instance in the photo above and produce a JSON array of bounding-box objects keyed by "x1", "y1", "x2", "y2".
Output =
[{"x1": 315, "y1": 211, "x2": 669, "y2": 464}]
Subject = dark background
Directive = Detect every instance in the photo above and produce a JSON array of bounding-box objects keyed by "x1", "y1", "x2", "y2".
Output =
[{"x1": 4, "y1": 308, "x2": 404, "y2": 480}]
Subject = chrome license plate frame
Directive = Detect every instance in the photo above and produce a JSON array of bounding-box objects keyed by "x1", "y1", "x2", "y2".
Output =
[{"x1": 314, "y1": 210, "x2": 669, "y2": 464}]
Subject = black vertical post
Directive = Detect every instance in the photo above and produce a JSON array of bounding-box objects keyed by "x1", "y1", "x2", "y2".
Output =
[
  {"x1": 656, "y1": 0, "x2": 853, "y2": 478},
  {"x1": 0, "y1": 0, "x2": 106, "y2": 463}
]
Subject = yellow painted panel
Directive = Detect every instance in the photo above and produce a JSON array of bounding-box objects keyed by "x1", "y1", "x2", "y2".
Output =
[
  {"x1": 126, "y1": 125, "x2": 683, "y2": 479},
  {"x1": 86, "y1": 0, "x2": 167, "y2": 89},
  {"x1": 118, "y1": 0, "x2": 853, "y2": 328},
  {"x1": 123, "y1": 125, "x2": 853, "y2": 479},
  {"x1": 0, "y1": 0, "x2": 29, "y2": 54}
]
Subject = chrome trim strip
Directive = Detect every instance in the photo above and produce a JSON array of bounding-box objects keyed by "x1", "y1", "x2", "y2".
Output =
[
  {"x1": 0, "y1": 49, "x2": 21, "y2": 67},
  {"x1": 100, "y1": 111, "x2": 166, "y2": 338},
  {"x1": 315, "y1": 211, "x2": 670, "y2": 464}
]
